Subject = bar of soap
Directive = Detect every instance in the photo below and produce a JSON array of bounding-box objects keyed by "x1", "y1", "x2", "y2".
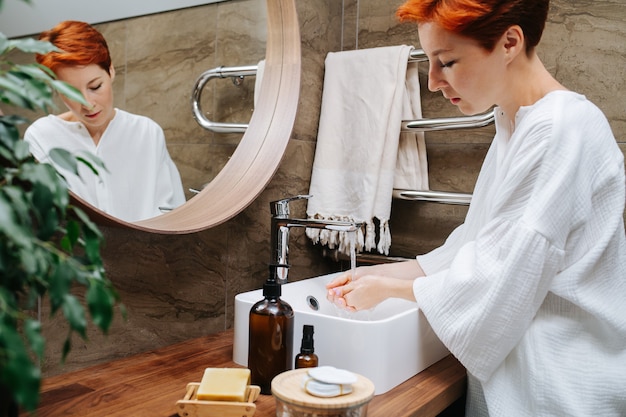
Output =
[{"x1": 196, "y1": 368, "x2": 251, "y2": 402}]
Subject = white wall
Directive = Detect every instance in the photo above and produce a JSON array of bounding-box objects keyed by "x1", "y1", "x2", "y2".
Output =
[{"x1": 1, "y1": 0, "x2": 227, "y2": 38}]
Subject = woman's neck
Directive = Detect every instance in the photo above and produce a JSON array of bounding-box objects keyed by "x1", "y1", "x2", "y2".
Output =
[
  {"x1": 499, "y1": 53, "x2": 567, "y2": 126},
  {"x1": 59, "y1": 109, "x2": 115, "y2": 146}
]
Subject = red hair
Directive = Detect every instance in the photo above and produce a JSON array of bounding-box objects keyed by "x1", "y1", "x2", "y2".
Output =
[
  {"x1": 396, "y1": 0, "x2": 549, "y2": 53},
  {"x1": 36, "y1": 20, "x2": 112, "y2": 74}
]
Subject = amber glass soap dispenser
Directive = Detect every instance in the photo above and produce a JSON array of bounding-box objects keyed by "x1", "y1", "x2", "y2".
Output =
[
  {"x1": 248, "y1": 264, "x2": 294, "y2": 394},
  {"x1": 295, "y1": 324, "x2": 319, "y2": 369}
]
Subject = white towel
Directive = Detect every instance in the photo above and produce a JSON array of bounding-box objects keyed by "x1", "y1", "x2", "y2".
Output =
[
  {"x1": 396, "y1": 60, "x2": 429, "y2": 192},
  {"x1": 306, "y1": 45, "x2": 428, "y2": 255}
]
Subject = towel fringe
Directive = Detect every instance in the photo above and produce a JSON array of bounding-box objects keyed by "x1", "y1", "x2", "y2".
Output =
[
  {"x1": 364, "y1": 221, "x2": 376, "y2": 252},
  {"x1": 377, "y1": 220, "x2": 391, "y2": 256},
  {"x1": 305, "y1": 214, "x2": 390, "y2": 256}
]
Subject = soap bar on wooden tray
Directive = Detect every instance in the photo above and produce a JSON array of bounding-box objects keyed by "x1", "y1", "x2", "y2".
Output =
[{"x1": 196, "y1": 368, "x2": 251, "y2": 402}]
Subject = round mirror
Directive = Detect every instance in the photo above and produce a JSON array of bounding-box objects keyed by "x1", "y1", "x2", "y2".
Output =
[{"x1": 68, "y1": 0, "x2": 300, "y2": 233}]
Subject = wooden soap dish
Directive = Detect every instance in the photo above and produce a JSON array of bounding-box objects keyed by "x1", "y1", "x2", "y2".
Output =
[{"x1": 176, "y1": 383, "x2": 261, "y2": 417}]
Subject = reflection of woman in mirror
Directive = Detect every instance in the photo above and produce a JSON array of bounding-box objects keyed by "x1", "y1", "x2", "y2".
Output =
[{"x1": 25, "y1": 20, "x2": 185, "y2": 222}]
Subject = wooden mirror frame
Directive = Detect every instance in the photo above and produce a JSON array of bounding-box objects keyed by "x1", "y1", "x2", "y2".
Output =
[{"x1": 70, "y1": 0, "x2": 301, "y2": 234}]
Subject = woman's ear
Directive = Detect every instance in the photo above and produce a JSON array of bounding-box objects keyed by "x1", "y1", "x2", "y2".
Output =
[
  {"x1": 109, "y1": 64, "x2": 116, "y2": 81},
  {"x1": 501, "y1": 25, "x2": 525, "y2": 63}
]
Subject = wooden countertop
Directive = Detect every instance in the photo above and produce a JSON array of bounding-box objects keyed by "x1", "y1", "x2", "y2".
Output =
[{"x1": 23, "y1": 329, "x2": 466, "y2": 417}]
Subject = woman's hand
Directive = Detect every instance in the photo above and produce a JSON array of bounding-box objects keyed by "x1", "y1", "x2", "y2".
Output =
[
  {"x1": 325, "y1": 264, "x2": 384, "y2": 309},
  {"x1": 327, "y1": 274, "x2": 391, "y2": 311},
  {"x1": 326, "y1": 261, "x2": 422, "y2": 311}
]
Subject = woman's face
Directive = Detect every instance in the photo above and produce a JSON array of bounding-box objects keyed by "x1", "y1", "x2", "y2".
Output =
[
  {"x1": 418, "y1": 22, "x2": 505, "y2": 115},
  {"x1": 55, "y1": 63, "x2": 116, "y2": 135}
]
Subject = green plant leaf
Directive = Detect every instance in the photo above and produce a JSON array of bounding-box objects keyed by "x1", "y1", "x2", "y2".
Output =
[
  {"x1": 1, "y1": 29, "x2": 121, "y2": 413},
  {"x1": 61, "y1": 294, "x2": 87, "y2": 338},
  {"x1": 24, "y1": 319, "x2": 45, "y2": 360},
  {"x1": 0, "y1": 323, "x2": 41, "y2": 411},
  {"x1": 49, "y1": 148, "x2": 79, "y2": 175},
  {"x1": 61, "y1": 337, "x2": 71, "y2": 363},
  {"x1": 83, "y1": 230, "x2": 102, "y2": 265},
  {"x1": 50, "y1": 79, "x2": 89, "y2": 106},
  {"x1": 0, "y1": 193, "x2": 30, "y2": 247},
  {"x1": 6, "y1": 36, "x2": 56, "y2": 55},
  {"x1": 3, "y1": 185, "x2": 33, "y2": 229},
  {"x1": 62, "y1": 219, "x2": 80, "y2": 252},
  {"x1": 49, "y1": 262, "x2": 74, "y2": 313},
  {"x1": 17, "y1": 73, "x2": 55, "y2": 110},
  {"x1": 19, "y1": 162, "x2": 70, "y2": 213},
  {"x1": 71, "y1": 206, "x2": 103, "y2": 240},
  {"x1": 0, "y1": 74, "x2": 36, "y2": 110},
  {"x1": 87, "y1": 283, "x2": 115, "y2": 332},
  {"x1": 76, "y1": 152, "x2": 107, "y2": 175},
  {"x1": 14, "y1": 63, "x2": 55, "y2": 82},
  {"x1": 13, "y1": 138, "x2": 32, "y2": 161},
  {"x1": 0, "y1": 114, "x2": 26, "y2": 148},
  {"x1": 31, "y1": 181, "x2": 57, "y2": 238}
]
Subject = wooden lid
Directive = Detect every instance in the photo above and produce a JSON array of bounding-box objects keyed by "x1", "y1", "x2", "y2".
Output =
[{"x1": 271, "y1": 369, "x2": 375, "y2": 410}]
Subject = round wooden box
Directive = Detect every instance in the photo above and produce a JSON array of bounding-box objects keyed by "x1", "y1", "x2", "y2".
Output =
[{"x1": 271, "y1": 369, "x2": 375, "y2": 417}]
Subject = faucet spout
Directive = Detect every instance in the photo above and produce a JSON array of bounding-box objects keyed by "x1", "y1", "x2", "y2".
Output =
[{"x1": 270, "y1": 196, "x2": 361, "y2": 284}]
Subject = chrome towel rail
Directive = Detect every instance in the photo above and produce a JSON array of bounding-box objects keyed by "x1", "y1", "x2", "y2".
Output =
[
  {"x1": 401, "y1": 110, "x2": 495, "y2": 132},
  {"x1": 191, "y1": 64, "x2": 258, "y2": 133},
  {"x1": 393, "y1": 189, "x2": 472, "y2": 205},
  {"x1": 408, "y1": 48, "x2": 429, "y2": 63}
]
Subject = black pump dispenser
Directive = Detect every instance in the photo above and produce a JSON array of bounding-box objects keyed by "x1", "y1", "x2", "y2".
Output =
[
  {"x1": 295, "y1": 324, "x2": 319, "y2": 369},
  {"x1": 262, "y1": 267, "x2": 281, "y2": 297},
  {"x1": 248, "y1": 264, "x2": 294, "y2": 394}
]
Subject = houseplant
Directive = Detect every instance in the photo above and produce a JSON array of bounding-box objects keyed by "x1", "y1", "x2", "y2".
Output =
[{"x1": 0, "y1": 25, "x2": 121, "y2": 415}]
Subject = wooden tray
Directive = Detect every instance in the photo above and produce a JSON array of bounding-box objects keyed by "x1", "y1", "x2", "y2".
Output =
[{"x1": 176, "y1": 382, "x2": 261, "y2": 417}]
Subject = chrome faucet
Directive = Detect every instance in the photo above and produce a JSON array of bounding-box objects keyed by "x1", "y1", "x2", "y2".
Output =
[{"x1": 270, "y1": 195, "x2": 361, "y2": 284}]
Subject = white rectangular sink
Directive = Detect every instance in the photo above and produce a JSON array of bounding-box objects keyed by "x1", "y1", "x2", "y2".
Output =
[{"x1": 233, "y1": 272, "x2": 449, "y2": 395}]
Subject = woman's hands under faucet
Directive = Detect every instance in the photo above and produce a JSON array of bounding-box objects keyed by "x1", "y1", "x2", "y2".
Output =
[{"x1": 326, "y1": 260, "x2": 426, "y2": 311}]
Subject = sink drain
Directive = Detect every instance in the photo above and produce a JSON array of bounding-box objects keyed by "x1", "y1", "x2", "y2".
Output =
[{"x1": 306, "y1": 295, "x2": 320, "y2": 311}]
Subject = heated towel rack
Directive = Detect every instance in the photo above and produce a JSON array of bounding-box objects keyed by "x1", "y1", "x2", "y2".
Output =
[
  {"x1": 394, "y1": 48, "x2": 495, "y2": 206},
  {"x1": 191, "y1": 64, "x2": 258, "y2": 133},
  {"x1": 191, "y1": 51, "x2": 495, "y2": 206}
]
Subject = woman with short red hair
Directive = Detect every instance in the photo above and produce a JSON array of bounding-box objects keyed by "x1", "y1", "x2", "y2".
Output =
[
  {"x1": 327, "y1": 1, "x2": 626, "y2": 415},
  {"x1": 25, "y1": 21, "x2": 185, "y2": 222}
]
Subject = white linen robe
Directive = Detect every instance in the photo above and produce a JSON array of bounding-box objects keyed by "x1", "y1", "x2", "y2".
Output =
[
  {"x1": 413, "y1": 91, "x2": 626, "y2": 416},
  {"x1": 25, "y1": 109, "x2": 185, "y2": 222}
]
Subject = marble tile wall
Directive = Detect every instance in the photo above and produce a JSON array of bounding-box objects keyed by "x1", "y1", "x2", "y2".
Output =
[{"x1": 6, "y1": 0, "x2": 624, "y2": 376}]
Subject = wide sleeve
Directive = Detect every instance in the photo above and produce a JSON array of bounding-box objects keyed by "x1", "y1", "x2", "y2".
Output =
[
  {"x1": 413, "y1": 220, "x2": 564, "y2": 381},
  {"x1": 412, "y1": 106, "x2": 589, "y2": 381}
]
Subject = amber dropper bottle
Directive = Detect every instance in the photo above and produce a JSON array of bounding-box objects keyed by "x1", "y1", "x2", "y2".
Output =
[{"x1": 295, "y1": 324, "x2": 319, "y2": 369}]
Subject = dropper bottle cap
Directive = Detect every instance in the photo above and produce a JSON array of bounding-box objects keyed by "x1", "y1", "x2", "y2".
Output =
[{"x1": 300, "y1": 325, "x2": 315, "y2": 354}]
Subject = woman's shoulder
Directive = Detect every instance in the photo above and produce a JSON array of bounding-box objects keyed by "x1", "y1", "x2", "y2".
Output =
[
  {"x1": 109, "y1": 109, "x2": 167, "y2": 151},
  {"x1": 27, "y1": 113, "x2": 66, "y2": 128},
  {"x1": 528, "y1": 90, "x2": 607, "y2": 125},
  {"x1": 518, "y1": 91, "x2": 612, "y2": 140},
  {"x1": 112, "y1": 109, "x2": 164, "y2": 134},
  {"x1": 114, "y1": 108, "x2": 159, "y2": 125},
  {"x1": 25, "y1": 113, "x2": 75, "y2": 139}
]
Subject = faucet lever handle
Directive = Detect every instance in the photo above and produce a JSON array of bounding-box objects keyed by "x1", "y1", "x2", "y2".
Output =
[{"x1": 270, "y1": 194, "x2": 312, "y2": 216}]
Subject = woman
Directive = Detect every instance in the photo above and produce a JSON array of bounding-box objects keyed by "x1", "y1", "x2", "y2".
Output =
[
  {"x1": 327, "y1": 0, "x2": 626, "y2": 415},
  {"x1": 25, "y1": 20, "x2": 185, "y2": 222}
]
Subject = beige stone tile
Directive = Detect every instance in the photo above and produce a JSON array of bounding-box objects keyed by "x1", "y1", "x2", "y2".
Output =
[{"x1": 295, "y1": 0, "x2": 344, "y2": 142}]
